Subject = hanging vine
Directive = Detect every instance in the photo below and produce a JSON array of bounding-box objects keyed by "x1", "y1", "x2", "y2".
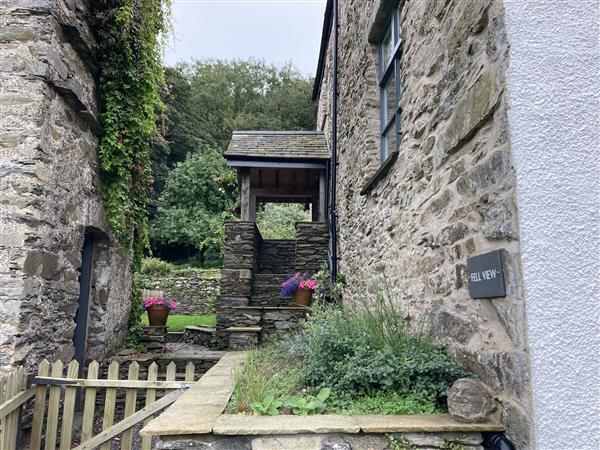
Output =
[
  {"x1": 91, "y1": 0, "x2": 171, "y2": 349},
  {"x1": 92, "y1": 0, "x2": 171, "y2": 266}
]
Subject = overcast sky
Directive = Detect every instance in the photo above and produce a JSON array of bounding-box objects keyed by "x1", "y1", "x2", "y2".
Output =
[{"x1": 164, "y1": 0, "x2": 327, "y2": 76}]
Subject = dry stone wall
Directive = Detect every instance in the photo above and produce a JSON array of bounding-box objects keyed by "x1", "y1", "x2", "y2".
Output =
[
  {"x1": 0, "y1": 1, "x2": 132, "y2": 370},
  {"x1": 316, "y1": 0, "x2": 533, "y2": 447},
  {"x1": 136, "y1": 269, "x2": 220, "y2": 315}
]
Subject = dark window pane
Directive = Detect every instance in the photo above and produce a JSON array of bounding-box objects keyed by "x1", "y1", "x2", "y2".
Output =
[{"x1": 382, "y1": 71, "x2": 396, "y2": 126}]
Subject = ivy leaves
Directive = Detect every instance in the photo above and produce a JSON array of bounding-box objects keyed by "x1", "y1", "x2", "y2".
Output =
[{"x1": 92, "y1": 0, "x2": 170, "y2": 266}]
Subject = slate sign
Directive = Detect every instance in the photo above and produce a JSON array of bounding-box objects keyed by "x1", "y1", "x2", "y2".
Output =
[{"x1": 467, "y1": 250, "x2": 506, "y2": 299}]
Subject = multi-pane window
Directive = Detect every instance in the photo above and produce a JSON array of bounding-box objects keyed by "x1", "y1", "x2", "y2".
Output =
[{"x1": 378, "y1": 2, "x2": 402, "y2": 163}]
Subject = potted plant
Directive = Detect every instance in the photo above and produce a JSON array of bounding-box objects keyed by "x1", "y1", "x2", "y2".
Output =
[
  {"x1": 280, "y1": 274, "x2": 318, "y2": 307},
  {"x1": 144, "y1": 297, "x2": 177, "y2": 327}
]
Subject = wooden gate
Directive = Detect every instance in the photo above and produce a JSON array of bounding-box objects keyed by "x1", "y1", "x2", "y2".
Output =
[{"x1": 0, "y1": 359, "x2": 198, "y2": 450}]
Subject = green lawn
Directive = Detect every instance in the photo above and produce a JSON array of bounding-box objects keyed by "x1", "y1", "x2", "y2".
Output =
[{"x1": 141, "y1": 313, "x2": 216, "y2": 331}]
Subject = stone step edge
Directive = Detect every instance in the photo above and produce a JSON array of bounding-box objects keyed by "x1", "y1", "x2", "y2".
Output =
[
  {"x1": 225, "y1": 326, "x2": 262, "y2": 332},
  {"x1": 212, "y1": 413, "x2": 505, "y2": 436},
  {"x1": 253, "y1": 273, "x2": 295, "y2": 277},
  {"x1": 185, "y1": 326, "x2": 216, "y2": 332}
]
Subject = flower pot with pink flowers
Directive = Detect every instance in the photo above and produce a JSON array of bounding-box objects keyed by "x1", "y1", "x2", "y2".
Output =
[
  {"x1": 280, "y1": 274, "x2": 318, "y2": 307},
  {"x1": 144, "y1": 297, "x2": 177, "y2": 327}
]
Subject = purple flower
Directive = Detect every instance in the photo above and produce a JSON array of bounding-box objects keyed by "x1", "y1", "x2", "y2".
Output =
[{"x1": 280, "y1": 273, "x2": 318, "y2": 296}]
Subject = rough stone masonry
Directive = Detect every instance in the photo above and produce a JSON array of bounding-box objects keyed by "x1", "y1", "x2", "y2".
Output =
[
  {"x1": 0, "y1": 1, "x2": 132, "y2": 371},
  {"x1": 316, "y1": 0, "x2": 534, "y2": 447}
]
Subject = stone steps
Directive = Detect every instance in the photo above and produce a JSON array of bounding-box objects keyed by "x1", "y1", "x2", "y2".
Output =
[
  {"x1": 231, "y1": 305, "x2": 308, "y2": 333},
  {"x1": 225, "y1": 326, "x2": 262, "y2": 350},
  {"x1": 251, "y1": 273, "x2": 291, "y2": 306},
  {"x1": 257, "y1": 240, "x2": 296, "y2": 274}
]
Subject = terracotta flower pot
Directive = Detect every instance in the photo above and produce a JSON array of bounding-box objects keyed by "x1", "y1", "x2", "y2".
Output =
[
  {"x1": 292, "y1": 288, "x2": 313, "y2": 307},
  {"x1": 147, "y1": 304, "x2": 170, "y2": 327}
]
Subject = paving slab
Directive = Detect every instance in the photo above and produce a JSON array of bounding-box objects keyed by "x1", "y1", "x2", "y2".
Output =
[
  {"x1": 354, "y1": 414, "x2": 504, "y2": 433},
  {"x1": 213, "y1": 415, "x2": 360, "y2": 435},
  {"x1": 140, "y1": 351, "x2": 246, "y2": 436}
]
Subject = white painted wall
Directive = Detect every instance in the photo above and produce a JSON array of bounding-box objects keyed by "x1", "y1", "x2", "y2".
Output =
[{"x1": 503, "y1": 1, "x2": 600, "y2": 448}]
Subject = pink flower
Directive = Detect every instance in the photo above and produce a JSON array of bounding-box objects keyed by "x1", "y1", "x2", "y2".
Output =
[{"x1": 143, "y1": 297, "x2": 176, "y2": 310}]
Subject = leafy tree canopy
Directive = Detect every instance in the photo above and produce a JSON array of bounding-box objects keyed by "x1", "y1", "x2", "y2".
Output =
[{"x1": 150, "y1": 59, "x2": 315, "y2": 265}]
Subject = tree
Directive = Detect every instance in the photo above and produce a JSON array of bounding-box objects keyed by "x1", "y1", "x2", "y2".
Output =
[
  {"x1": 256, "y1": 203, "x2": 311, "y2": 239},
  {"x1": 150, "y1": 150, "x2": 236, "y2": 264},
  {"x1": 150, "y1": 59, "x2": 316, "y2": 264}
]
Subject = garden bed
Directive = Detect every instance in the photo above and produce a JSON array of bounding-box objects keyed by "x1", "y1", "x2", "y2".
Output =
[
  {"x1": 141, "y1": 350, "x2": 503, "y2": 450},
  {"x1": 142, "y1": 297, "x2": 505, "y2": 449},
  {"x1": 228, "y1": 297, "x2": 468, "y2": 417}
]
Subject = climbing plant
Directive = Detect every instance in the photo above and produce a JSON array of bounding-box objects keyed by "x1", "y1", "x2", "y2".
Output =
[
  {"x1": 92, "y1": 0, "x2": 171, "y2": 266},
  {"x1": 91, "y1": 0, "x2": 171, "y2": 348}
]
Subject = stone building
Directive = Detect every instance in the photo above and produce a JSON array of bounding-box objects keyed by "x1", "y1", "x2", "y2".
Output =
[
  {"x1": 0, "y1": 2, "x2": 132, "y2": 371},
  {"x1": 314, "y1": 0, "x2": 598, "y2": 449}
]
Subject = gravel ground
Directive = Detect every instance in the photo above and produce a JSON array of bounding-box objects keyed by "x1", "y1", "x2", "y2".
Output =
[{"x1": 164, "y1": 341, "x2": 212, "y2": 353}]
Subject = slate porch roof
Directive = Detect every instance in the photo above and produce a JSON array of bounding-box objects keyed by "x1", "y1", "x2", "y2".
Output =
[{"x1": 225, "y1": 131, "x2": 330, "y2": 160}]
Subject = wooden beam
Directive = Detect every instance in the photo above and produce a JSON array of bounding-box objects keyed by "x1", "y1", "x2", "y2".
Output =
[
  {"x1": 0, "y1": 387, "x2": 34, "y2": 419},
  {"x1": 32, "y1": 377, "x2": 192, "y2": 390},
  {"x1": 319, "y1": 170, "x2": 327, "y2": 222},
  {"x1": 73, "y1": 389, "x2": 185, "y2": 450},
  {"x1": 227, "y1": 160, "x2": 327, "y2": 169},
  {"x1": 249, "y1": 194, "x2": 256, "y2": 222},
  {"x1": 240, "y1": 168, "x2": 251, "y2": 221},
  {"x1": 252, "y1": 188, "x2": 316, "y2": 198}
]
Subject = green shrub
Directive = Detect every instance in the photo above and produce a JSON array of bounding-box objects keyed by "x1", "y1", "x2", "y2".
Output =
[
  {"x1": 330, "y1": 391, "x2": 441, "y2": 415},
  {"x1": 140, "y1": 257, "x2": 174, "y2": 276},
  {"x1": 251, "y1": 393, "x2": 282, "y2": 416},
  {"x1": 256, "y1": 203, "x2": 310, "y2": 239},
  {"x1": 284, "y1": 388, "x2": 331, "y2": 415},
  {"x1": 300, "y1": 296, "x2": 468, "y2": 403}
]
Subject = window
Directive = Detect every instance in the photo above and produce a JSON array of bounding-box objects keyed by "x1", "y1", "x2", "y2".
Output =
[{"x1": 378, "y1": 2, "x2": 402, "y2": 163}]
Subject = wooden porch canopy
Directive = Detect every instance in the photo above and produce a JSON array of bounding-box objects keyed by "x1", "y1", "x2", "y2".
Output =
[{"x1": 225, "y1": 131, "x2": 330, "y2": 222}]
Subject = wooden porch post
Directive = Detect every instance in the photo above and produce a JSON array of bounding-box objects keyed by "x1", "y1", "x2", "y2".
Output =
[
  {"x1": 249, "y1": 193, "x2": 256, "y2": 222},
  {"x1": 240, "y1": 168, "x2": 251, "y2": 221},
  {"x1": 318, "y1": 170, "x2": 327, "y2": 222}
]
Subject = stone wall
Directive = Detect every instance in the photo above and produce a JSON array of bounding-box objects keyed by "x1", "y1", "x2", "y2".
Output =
[
  {"x1": 294, "y1": 222, "x2": 329, "y2": 275},
  {"x1": 217, "y1": 221, "x2": 260, "y2": 335},
  {"x1": 257, "y1": 240, "x2": 295, "y2": 274},
  {"x1": 136, "y1": 269, "x2": 220, "y2": 315},
  {"x1": 158, "y1": 432, "x2": 487, "y2": 450},
  {"x1": 0, "y1": 1, "x2": 132, "y2": 370},
  {"x1": 316, "y1": 0, "x2": 533, "y2": 447}
]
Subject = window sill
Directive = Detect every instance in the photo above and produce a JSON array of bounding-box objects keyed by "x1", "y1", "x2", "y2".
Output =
[{"x1": 360, "y1": 151, "x2": 398, "y2": 196}]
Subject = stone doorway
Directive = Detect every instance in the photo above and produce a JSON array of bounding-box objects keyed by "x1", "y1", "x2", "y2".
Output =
[{"x1": 73, "y1": 232, "x2": 95, "y2": 370}]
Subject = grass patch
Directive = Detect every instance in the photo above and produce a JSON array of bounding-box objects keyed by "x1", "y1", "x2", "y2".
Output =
[{"x1": 140, "y1": 313, "x2": 216, "y2": 331}]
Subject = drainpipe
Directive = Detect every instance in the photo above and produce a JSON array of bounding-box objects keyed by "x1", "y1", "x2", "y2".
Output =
[
  {"x1": 482, "y1": 433, "x2": 516, "y2": 450},
  {"x1": 330, "y1": 0, "x2": 338, "y2": 283}
]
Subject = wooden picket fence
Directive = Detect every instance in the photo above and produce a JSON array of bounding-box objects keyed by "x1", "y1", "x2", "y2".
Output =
[{"x1": 0, "y1": 359, "x2": 198, "y2": 450}]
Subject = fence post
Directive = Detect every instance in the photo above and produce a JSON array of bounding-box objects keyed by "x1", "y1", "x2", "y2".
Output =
[
  {"x1": 44, "y1": 361, "x2": 64, "y2": 450},
  {"x1": 0, "y1": 367, "x2": 25, "y2": 450},
  {"x1": 30, "y1": 360, "x2": 50, "y2": 450},
  {"x1": 59, "y1": 360, "x2": 79, "y2": 450},
  {"x1": 81, "y1": 360, "x2": 99, "y2": 443},
  {"x1": 185, "y1": 362, "x2": 195, "y2": 382},
  {"x1": 141, "y1": 362, "x2": 158, "y2": 450},
  {"x1": 99, "y1": 361, "x2": 119, "y2": 450},
  {"x1": 121, "y1": 362, "x2": 140, "y2": 450}
]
